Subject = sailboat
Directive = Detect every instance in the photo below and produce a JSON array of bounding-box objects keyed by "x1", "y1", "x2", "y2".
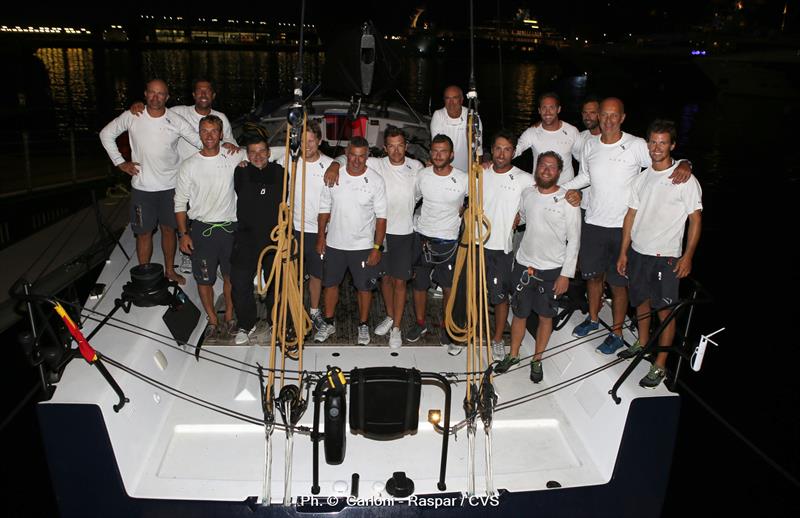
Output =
[{"x1": 12, "y1": 6, "x2": 722, "y2": 518}]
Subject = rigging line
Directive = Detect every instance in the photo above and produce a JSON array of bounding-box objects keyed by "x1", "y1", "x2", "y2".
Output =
[
  {"x1": 443, "y1": 326, "x2": 609, "y2": 378},
  {"x1": 23, "y1": 205, "x2": 93, "y2": 283},
  {"x1": 59, "y1": 297, "x2": 310, "y2": 375},
  {"x1": 446, "y1": 358, "x2": 625, "y2": 430},
  {"x1": 495, "y1": 358, "x2": 626, "y2": 411},
  {"x1": 102, "y1": 355, "x2": 263, "y2": 427},
  {"x1": 102, "y1": 354, "x2": 312, "y2": 436},
  {"x1": 78, "y1": 313, "x2": 304, "y2": 381},
  {"x1": 494, "y1": 329, "x2": 612, "y2": 377},
  {"x1": 674, "y1": 377, "x2": 800, "y2": 489}
]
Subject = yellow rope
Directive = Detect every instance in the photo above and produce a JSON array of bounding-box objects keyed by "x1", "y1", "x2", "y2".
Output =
[
  {"x1": 444, "y1": 111, "x2": 494, "y2": 396},
  {"x1": 256, "y1": 116, "x2": 312, "y2": 407}
]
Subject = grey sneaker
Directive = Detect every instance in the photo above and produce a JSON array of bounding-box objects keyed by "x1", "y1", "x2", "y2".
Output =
[
  {"x1": 374, "y1": 316, "x2": 394, "y2": 336},
  {"x1": 530, "y1": 360, "x2": 543, "y2": 383},
  {"x1": 357, "y1": 324, "x2": 370, "y2": 345},
  {"x1": 406, "y1": 322, "x2": 428, "y2": 343},
  {"x1": 439, "y1": 327, "x2": 452, "y2": 346},
  {"x1": 314, "y1": 321, "x2": 336, "y2": 343},
  {"x1": 179, "y1": 253, "x2": 193, "y2": 274},
  {"x1": 491, "y1": 339, "x2": 505, "y2": 360},
  {"x1": 234, "y1": 325, "x2": 256, "y2": 345},
  {"x1": 494, "y1": 354, "x2": 520, "y2": 373},
  {"x1": 617, "y1": 340, "x2": 643, "y2": 359},
  {"x1": 389, "y1": 327, "x2": 402, "y2": 349},
  {"x1": 203, "y1": 323, "x2": 219, "y2": 341},
  {"x1": 640, "y1": 364, "x2": 666, "y2": 389},
  {"x1": 311, "y1": 311, "x2": 326, "y2": 331}
]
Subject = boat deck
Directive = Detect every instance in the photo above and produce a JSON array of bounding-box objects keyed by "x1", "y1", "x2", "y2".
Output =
[{"x1": 45, "y1": 226, "x2": 676, "y2": 504}]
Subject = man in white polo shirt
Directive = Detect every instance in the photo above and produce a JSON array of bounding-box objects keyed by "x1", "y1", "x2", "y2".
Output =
[
  {"x1": 99, "y1": 79, "x2": 200, "y2": 286},
  {"x1": 430, "y1": 85, "x2": 482, "y2": 173},
  {"x1": 482, "y1": 131, "x2": 534, "y2": 360},
  {"x1": 314, "y1": 137, "x2": 387, "y2": 345},
  {"x1": 572, "y1": 96, "x2": 602, "y2": 212},
  {"x1": 515, "y1": 92, "x2": 580, "y2": 185},
  {"x1": 129, "y1": 78, "x2": 239, "y2": 162},
  {"x1": 409, "y1": 134, "x2": 469, "y2": 355},
  {"x1": 174, "y1": 115, "x2": 246, "y2": 338},
  {"x1": 495, "y1": 151, "x2": 581, "y2": 383},
  {"x1": 277, "y1": 120, "x2": 334, "y2": 332},
  {"x1": 616, "y1": 119, "x2": 702, "y2": 388},
  {"x1": 562, "y1": 97, "x2": 691, "y2": 355},
  {"x1": 322, "y1": 127, "x2": 424, "y2": 348}
]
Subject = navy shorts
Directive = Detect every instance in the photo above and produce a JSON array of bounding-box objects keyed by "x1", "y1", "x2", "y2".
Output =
[
  {"x1": 322, "y1": 247, "x2": 381, "y2": 291},
  {"x1": 627, "y1": 249, "x2": 680, "y2": 310},
  {"x1": 484, "y1": 249, "x2": 514, "y2": 305},
  {"x1": 579, "y1": 222, "x2": 628, "y2": 287},
  {"x1": 383, "y1": 233, "x2": 415, "y2": 281},
  {"x1": 294, "y1": 230, "x2": 324, "y2": 279},
  {"x1": 510, "y1": 262, "x2": 562, "y2": 319},
  {"x1": 130, "y1": 188, "x2": 177, "y2": 233},
  {"x1": 190, "y1": 221, "x2": 237, "y2": 286},
  {"x1": 412, "y1": 233, "x2": 458, "y2": 290}
]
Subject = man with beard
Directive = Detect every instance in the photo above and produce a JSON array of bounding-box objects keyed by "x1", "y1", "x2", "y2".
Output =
[
  {"x1": 174, "y1": 115, "x2": 246, "y2": 338},
  {"x1": 515, "y1": 92, "x2": 580, "y2": 184},
  {"x1": 572, "y1": 96, "x2": 602, "y2": 212},
  {"x1": 430, "y1": 85, "x2": 483, "y2": 173},
  {"x1": 494, "y1": 152, "x2": 580, "y2": 383},
  {"x1": 562, "y1": 97, "x2": 691, "y2": 355},
  {"x1": 100, "y1": 79, "x2": 200, "y2": 285},
  {"x1": 616, "y1": 120, "x2": 702, "y2": 388},
  {"x1": 408, "y1": 134, "x2": 468, "y2": 355},
  {"x1": 481, "y1": 131, "x2": 534, "y2": 360}
]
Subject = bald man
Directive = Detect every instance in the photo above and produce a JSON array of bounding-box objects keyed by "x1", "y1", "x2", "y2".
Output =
[
  {"x1": 430, "y1": 85, "x2": 483, "y2": 173},
  {"x1": 562, "y1": 97, "x2": 691, "y2": 355},
  {"x1": 100, "y1": 79, "x2": 201, "y2": 285}
]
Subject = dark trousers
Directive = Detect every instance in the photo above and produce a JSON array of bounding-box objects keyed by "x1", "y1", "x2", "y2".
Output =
[{"x1": 231, "y1": 249, "x2": 275, "y2": 331}]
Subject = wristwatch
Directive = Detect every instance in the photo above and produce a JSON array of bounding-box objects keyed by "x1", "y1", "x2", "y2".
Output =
[
  {"x1": 177, "y1": 231, "x2": 186, "y2": 238},
  {"x1": 373, "y1": 243, "x2": 381, "y2": 251}
]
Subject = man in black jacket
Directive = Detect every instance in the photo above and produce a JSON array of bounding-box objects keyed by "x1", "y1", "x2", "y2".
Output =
[{"x1": 230, "y1": 133, "x2": 283, "y2": 344}]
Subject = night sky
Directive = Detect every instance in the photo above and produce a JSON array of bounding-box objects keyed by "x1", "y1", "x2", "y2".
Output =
[{"x1": 3, "y1": 1, "x2": 797, "y2": 39}]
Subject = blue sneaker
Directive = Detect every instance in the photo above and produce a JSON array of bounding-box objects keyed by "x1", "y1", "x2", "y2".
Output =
[
  {"x1": 596, "y1": 333, "x2": 625, "y2": 355},
  {"x1": 572, "y1": 318, "x2": 600, "y2": 337}
]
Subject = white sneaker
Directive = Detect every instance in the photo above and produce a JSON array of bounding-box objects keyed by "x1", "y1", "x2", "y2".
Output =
[
  {"x1": 374, "y1": 316, "x2": 394, "y2": 336},
  {"x1": 357, "y1": 324, "x2": 370, "y2": 345},
  {"x1": 179, "y1": 253, "x2": 193, "y2": 274},
  {"x1": 314, "y1": 321, "x2": 336, "y2": 342},
  {"x1": 491, "y1": 339, "x2": 505, "y2": 360},
  {"x1": 389, "y1": 327, "x2": 402, "y2": 349},
  {"x1": 311, "y1": 310, "x2": 326, "y2": 331},
  {"x1": 447, "y1": 342, "x2": 463, "y2": 356},
  {"x1": 234, "y1": 325, "x2": 257, "y2": 345}
]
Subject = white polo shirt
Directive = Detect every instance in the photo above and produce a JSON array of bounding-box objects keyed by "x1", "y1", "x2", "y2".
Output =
[
  {"x1": 482, "y1": 165, "x2": 533, "y2": 253},
  {"x1": 516, "y1": 186, "x2": 582, "y2": 278},
  {"x1": 414, "y1": 166, "x2": 468, "y2": 241},
  {"x1": 629, "y1": 162, "x2": 703, "y2": 258},
  {"x1": 319, "y1": 167, "x2": 388, "y2": 250}
]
